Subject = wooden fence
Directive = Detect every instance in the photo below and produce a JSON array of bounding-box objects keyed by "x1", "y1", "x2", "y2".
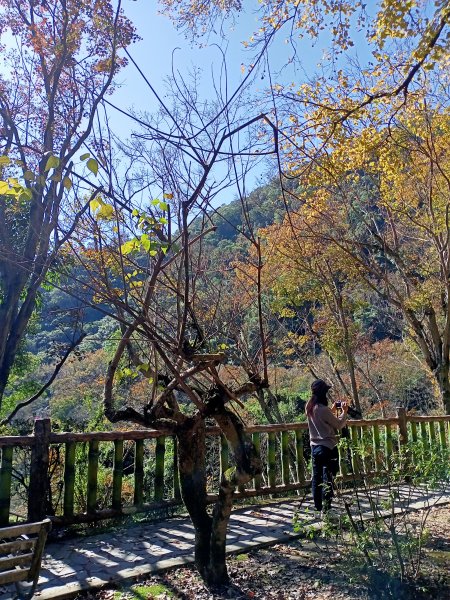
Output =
[{"x1": 0, "y1": 409, "x2": 448, "y2": 527}]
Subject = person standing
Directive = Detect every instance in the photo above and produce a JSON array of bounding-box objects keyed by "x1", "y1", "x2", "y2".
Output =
[{"x1": 305, "y1": 379, "x2": 348, "y2": 517}]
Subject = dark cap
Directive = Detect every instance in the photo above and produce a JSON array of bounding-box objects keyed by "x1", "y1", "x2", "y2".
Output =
[{"x1": 311, "y1": 379, "x2": 331, "y2": 394}]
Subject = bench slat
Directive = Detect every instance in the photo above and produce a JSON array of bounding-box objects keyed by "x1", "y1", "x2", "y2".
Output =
[
  {"x1": 0, "y1": 566, "x2": 30, "y2": 584},
  {"x1": 0, "y1": 517, "x2": 51, "y2": 593},
  {"x1": 0, "y1": 538, "x2": 35, "y2": 555},
  {"x1": 0, "y1": 552, "x2": 33, "y2": 571},
  {"x1": 0, "y1": 520, "x2": 47, "y2": 538}
]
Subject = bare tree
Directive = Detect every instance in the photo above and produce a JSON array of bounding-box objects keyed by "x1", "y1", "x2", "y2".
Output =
[{"x1": 59, "y1": 62, "x2": 279, "y2": 584}]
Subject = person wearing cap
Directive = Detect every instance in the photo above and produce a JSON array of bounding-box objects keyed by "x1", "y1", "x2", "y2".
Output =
[{"x1": 305, "y1": 379, "x2": 348, "y2": 517}]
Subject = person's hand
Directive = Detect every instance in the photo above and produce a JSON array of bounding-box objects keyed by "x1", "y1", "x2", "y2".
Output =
[
  {"x1": 331, "y1": 401, "x2": 340, "y2": 414},
  {"x1": 341, "y1": 401, "x2": 349, "y2": 414}
]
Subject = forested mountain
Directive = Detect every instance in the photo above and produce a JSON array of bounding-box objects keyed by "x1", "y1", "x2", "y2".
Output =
[
  {"x1": 27, "y1": 178, "x2": 288, "y2": 353},
  {"x1": 15, "y1": 166, "x2": 438, "y2": 430}
]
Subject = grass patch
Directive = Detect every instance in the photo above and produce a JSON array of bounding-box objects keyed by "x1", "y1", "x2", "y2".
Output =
[
  {"x1": 130, "y1": 583, "x2": 174, "y2": 598},
  {"x1": 234, "y1": 553, "x2": 249, "y2": 562}
]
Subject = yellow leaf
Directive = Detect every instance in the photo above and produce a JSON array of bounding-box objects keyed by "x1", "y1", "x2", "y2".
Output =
[
  {"x1": 44, "y1": 155, "x2": 60, "y2": 171},
  {"x1": 87, "y1": 158, "x2": 98, "y2": 176}
]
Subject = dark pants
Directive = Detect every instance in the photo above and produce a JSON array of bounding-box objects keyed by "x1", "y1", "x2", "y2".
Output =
[{"x1": 311, "y1": 445, "x2": 339, "y2": 512}]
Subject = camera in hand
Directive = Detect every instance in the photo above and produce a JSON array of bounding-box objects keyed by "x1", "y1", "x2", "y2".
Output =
[{"x1": 335, "y1": 401, "x2": 342, "y2": 408}]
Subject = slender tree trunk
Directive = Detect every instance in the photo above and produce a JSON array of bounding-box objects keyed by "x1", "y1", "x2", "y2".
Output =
[
  {"x1": 336, "y1": 294, "x2": 362, "y2": 413},
  {"x1": 436, "y1": 363, "x2": 450, "y2": 413}
]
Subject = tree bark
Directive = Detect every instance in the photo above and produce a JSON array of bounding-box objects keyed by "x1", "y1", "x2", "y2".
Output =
[
  {"x1": 176, "y1": 416, "x2": 213, "y2": 581},
  {"x1": 436, "y1": 363, "x2": 450, "y2": 414},
  {"x1": 175, "y1": 401, "x2": 262, "y2": 587}
]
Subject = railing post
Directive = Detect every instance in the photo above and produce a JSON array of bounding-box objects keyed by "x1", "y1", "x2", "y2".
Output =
[
  {"x1": 0, "y1": 446, "x2": 13, "y2": 525},
  {"x1": 28, "y1": 418, "x2": 51, "y2": 521},
  {"x1": 396, "y1": 407, "x2": 408, "y2": 448}
]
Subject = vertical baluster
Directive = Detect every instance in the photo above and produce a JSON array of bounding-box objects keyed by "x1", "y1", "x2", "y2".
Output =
[
  {"x1": 268, "y1": 432, "x2": 277, "y2": 489},
  {"x1": 439, "y1": 421, "x2": 447, "y2": 451},
  {"x1": 338, "y1": 442, "x2": 348, "y2": 477},
  {"x1": 372, "y1": 424, "x2": 382, "y2": 473},
  {"x1": 295, "y1": 430, "x2": 306, "y2": 484},
  {"x1": 409, "y1": 421, "x2": 418, "y2": 468},
  {"x1": 351, "y1": 426, "x2": 360, "y2": 476},
  {"x1": 112, "y1": 440, "x2": 123, "y2": 510},
  {"x1": 154, "y1": 436, "x2": 165, "y2": 502},
  {"x1": 420, "y1": 421, "x2": 429, "y2": 457},
  {"x1": 410, "y1": 421, "x2": 418, "y2": 444},
  {"x1": 361, "y1": 426, "x2": 372, "y2": 473},
  {"x1": 281, "y1": 431, "x2": 290, "y2": 486},
  {"x1": 385, "y1": 423, "x2": 393, "y2": 467},
  {"x1": 87, "y1": 440, "x2": 99, "y2": 514},
  {"x1": 428, "y1": 421, "x2": 436, "y2": 448},
  {"x1": 63, "y1": 442, "x2": 76, "y2": 517},
  {"x1": 134, "y1": 439, "x2": 144, "y2": 507},
  {"x1": 0, "y1": 446, "x2": 13, "y2": 526},
  {"x1": 173, "y1": 437, "x2": 181, "y2": 500},
  {"x1": 252, "y1": 432, "x2": 262, "y2": 490}
]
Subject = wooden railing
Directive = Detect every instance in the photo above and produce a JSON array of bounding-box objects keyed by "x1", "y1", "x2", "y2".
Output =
[{"x1": 0, "y1": 409, "x2": 448, "y2": 526}]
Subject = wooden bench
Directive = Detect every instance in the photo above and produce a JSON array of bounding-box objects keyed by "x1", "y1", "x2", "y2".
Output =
[{"x1": 0, "y1": 519, "x2": 51, "y2": 599}]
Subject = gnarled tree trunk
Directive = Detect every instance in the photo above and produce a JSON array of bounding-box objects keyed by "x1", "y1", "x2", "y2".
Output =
[{"x1": 176, "y1": 404, "x2": 261, "y2": 587}]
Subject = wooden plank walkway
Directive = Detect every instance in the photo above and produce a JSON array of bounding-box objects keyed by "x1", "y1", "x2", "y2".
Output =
[{"x1": 2, "y1": 484, "x2": 449, "y2": 600}]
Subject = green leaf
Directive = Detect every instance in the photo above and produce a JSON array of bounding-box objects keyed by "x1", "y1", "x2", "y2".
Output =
[
  {"x1": 20, "y1": 188, "x2": 33, "y2": 201},
  {"x1": 44, "y1": 155, "x2": 60, "y2": 171},
  {"x1": 80, "y1": 153, "x2": 90, "y2": 161},
  {"x1": 159, "y1": 217, "x2": 168, "y2": 225},
  {"x1": 224, "y1": 466, "x2": 236, "y2": 481},
  {"x1": 0, "y1": 156, "x2": 11, "y2": 166},
  {"x1": 121, "y1": 239, "x2": 138, "y2": 255},
  {"x1": 23, "y1": 170, "x2": 35, "y2": 181},
  {"x1": 63, "y1": 176, "x2": 72, "y2": 190},
  {"x1": 159, "y1": 201, "x2": 169, "y2": 211},
  {"x1": 86, "y1": 158, "x2": 98, "y2": 176},
  {"x1": 132, "y1": 209, "x2": 139, "y2": 217},
  {"x1": 140, "y1": 233, "x2": 151, "y2": 252}
]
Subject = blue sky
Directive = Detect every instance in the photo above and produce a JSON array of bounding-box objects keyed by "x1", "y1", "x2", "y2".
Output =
[
  {"x1": 111, "y1": 0, "x2": 373, "y2": 127},
  {"x1": 108, "y1": 0, "x2": 357, "y2": 202}
]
